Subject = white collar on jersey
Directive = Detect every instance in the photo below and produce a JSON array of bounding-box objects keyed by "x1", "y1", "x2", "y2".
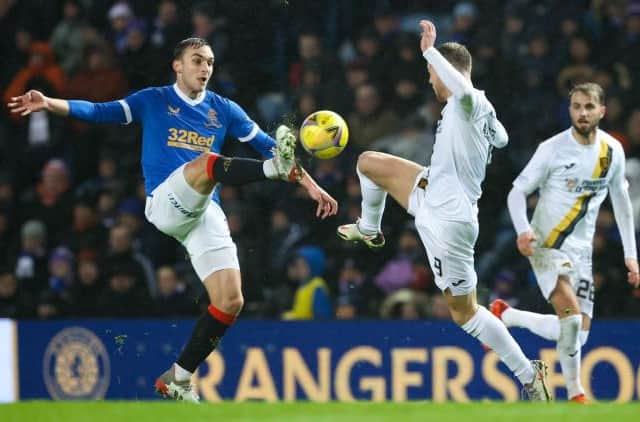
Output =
[{"x1": 172, "y1": 83, "x2": 206, "y2": 106}]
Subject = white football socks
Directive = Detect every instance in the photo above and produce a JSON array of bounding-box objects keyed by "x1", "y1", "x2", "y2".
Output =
[
  {"x1": 174, "y1": 362, "x2": 193, "y2": 382},
  {"x1": 262, "y1": 159, "x2": 278, "y2": 179},
  {"x1": 356, "y1": 166, "x2": 387, "y2": 235},
  {"x1": 557, "y1": 314, "x2": 584, "y2": 398},
  {"x1": 502, "y1": 307, "x2": 560, "y2": 341},
  {"x1": 502, "y1": 307, "x2": 590, "y2": 346},
  {"x1": 462, "y1": 306, "x2": 535, "y2": 385}
]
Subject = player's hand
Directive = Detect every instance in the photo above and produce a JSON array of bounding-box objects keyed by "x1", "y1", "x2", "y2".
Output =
[
  {"x1": 7, "y1": 90, "x2": 49, "y2": 116},
  {"x1": 516, "y1": 231, "x2": 536, "y2": 257},
  {"x1": 306, "y1": 184, "x2": 338, "y2": 219},
  {"x1": 419, "y1": 19, "x2": 437, "y2": 52},
  {"x1": 624, "y1": 258, "x2": 640, "y2": 288}
]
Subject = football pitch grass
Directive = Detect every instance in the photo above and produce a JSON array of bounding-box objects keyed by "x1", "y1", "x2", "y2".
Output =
[{"x1": 2, "y1": 401, "x2": 639, "y2": 422}]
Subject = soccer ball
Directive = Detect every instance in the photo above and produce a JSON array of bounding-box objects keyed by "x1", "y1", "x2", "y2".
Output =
[{"x1": 299, "y1": 110, "x2": 349, "y2": 159}]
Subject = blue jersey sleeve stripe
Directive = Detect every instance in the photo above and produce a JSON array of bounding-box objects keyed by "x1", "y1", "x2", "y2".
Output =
[
  {"x1": 119, "y1": 100, "x2": 133, "y2": 124},
  {"x1": 238, "y1": 123, "x2": 259, "y2": 142}
]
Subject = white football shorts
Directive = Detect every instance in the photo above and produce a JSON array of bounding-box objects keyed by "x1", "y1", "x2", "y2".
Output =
[
  {"x1": 144, "y1": 164, "x2": 239, "y2": 280},
  {"x1": 528, "y1": 245, "x2": 594, "y2": 318},
  {"x1": 408, "y1": 168, "x2": 479, "y2": 296}
]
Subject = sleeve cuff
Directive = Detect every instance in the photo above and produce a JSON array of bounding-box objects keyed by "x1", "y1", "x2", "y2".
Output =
[
  {"x1": 119, "y1": 100, "x2": 132, "y2": 124},
  {"x1": 238, "y1": 123, "x2": 259, "y2": 142},
  {"x1": 423, "y1": 47, "x2": 437, "y2": 62}
]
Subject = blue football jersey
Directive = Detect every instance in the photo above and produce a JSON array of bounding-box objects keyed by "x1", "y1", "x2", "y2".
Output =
[{"x1": 121, "y1": 84, "x2": 263, "y2": 198}]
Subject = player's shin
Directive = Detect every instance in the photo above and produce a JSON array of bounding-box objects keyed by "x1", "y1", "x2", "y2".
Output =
[
  {"x1": 175, "y1": 304, "x2": 236, "y2": 380},
  {"x1": 557, "y1": 314, "x2": 584, "y2": 398},
  {"x1": 356, "y1": 166, "x2": 387, "y2": 235},
  {"x1": 502, "y1": 307, "x2": 561, "y2": 341},
  {"x1": 462, "y1": 306, "x2": 535, "y2": 385},
  {"x1": 206, "y1": 154, "x2": 268, "y2": 185}
]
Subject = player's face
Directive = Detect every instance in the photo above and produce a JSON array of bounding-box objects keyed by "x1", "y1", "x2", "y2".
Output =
[
  {"x1": 427, "y1": 64, "x2": 447, "y2": 102},
  {"x1": 569, "y1": 91, "x2": 605, "y2": 137},
  {"x1": 174, "y1": 45, "x2": 214, "y2": 94}
]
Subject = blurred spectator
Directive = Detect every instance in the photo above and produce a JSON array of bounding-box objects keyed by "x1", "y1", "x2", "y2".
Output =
[
  {"x1": 96, "y1": 259, "x2": 153, "y2": 317},
  {"x1": 192, "y1": 1, "x2": 228, "y2": 64},
  {"x1": 374, "y1": 228, "x2": 425, "y2": 295},
  {"x1": 371, "y1": 113, "x2": 433, "y2": 166},
  {"x1": 59, "y1": 200, "x2": 106, "y2": 253},
  {"x1": 627, "y1": 110, "x2": 640, "y2": 159},
  {"x1": 65, "y1": 46, "x2": 129, "y2": 113},
  {"x1": 347, "y1": 83, "x2": 399, "y2": 148},
  {"x1": 282, "y1": 246, "x2": 332, "y2": 320},
  {"x1": 108, "y1": 2, "x2": 134, "y2": 54},
  {"x1": 450, "y1": 2, "x2": 477, "y2": 46},
  {"x1": 155, "y1": 265, "x2": 197, "y2": 316},
  {"x1": 335, "y1": 259, "x2": 368, "y2": 319},
  {"x1": 68, "y1": 249, "x2": 102, "y2": 317},
  {"x1": 96, "y1": 189, "x2": 119, "y2": 230},
  {"x1": 50, "y1": 0, "x2": 87, "y2": 76},
  {"x1": 501, "y1": 6, "x2": 527, "y2": 58},
  {"x1": 36, "y1": 246, "x2": 75, "y2": 319},
  {"x1": 3, "y1": 42, "x2": 66, "y2": 121},
  {"x1": 488, "y1": 270, "x2": 520, "y2": 307},
  {"x1": 120, "y1": 21, "x2": 165, "y2": 90},
  {"x1": 14, "y1": 219, "x2": 48, "y2": 295},
  {"x1": 379, "y1": 289, "x2": 430, "y2": 319},
  {"x1": 104, "y1": 224, "x2": 156, "y2": 298},
  {"x1": 0, "y1": 268, "x2": 33, "y2": 318},
  {"x1": 19, "y1": 159, "x2": 73, "y2": 242},
  {"x1": 150, "y1": 0, "x2": 184, "y2": 52},
  {"x1": 353, "y1": 27, "x2": 386, "y2": 83},
  {"x1": 75, "y1": 154, "x2": 126, "y2": 201},
  {"x1": 268, "y1": 208, "x2": 307, "y2": 277},
  {"x1": 289, "y1": 31, "x2": 325, "y2": 90}
]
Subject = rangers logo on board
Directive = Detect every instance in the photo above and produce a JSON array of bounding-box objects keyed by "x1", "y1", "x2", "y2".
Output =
[{"x1": 43, "y1": 327, "x2": 110, "y2": 400}]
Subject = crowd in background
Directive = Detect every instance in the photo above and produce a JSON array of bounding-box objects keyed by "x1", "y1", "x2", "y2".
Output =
[{"x1": 1, "y1": 0, "x2": 640, "y2": 321}]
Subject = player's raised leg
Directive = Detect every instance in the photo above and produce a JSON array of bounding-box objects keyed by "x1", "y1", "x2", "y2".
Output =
[
  {"x1": 337, "y1": 151, "x2": 422, "y2": 248},
  {"x1": 491, "y1": 298, "x2": 591, "y2": 347},
  {"x1": 183, "y1": 125, "x2": 301, "y2": 194}
]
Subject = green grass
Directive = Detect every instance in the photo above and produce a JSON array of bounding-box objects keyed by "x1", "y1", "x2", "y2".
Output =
[{"x1": 1, "y1": 401, "x2": 639, "y2": 422}]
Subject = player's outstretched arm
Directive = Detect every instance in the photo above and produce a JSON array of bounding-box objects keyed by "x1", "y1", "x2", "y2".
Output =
[
  {"x1": 298, "y1": 167, "x2": 338, "y2": 219},
  {"x1": 419, "y1": 20, "x2": 473, "y2": 98},
  {"x1": 8, "y1": 90, "x2": 69, "y2": 117},
  {"x1": 9, "y1": 88, "x2": 131, "y2": 124}
]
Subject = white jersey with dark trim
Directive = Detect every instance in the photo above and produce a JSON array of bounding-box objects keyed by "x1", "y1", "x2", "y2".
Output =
[
  {"x1": 513, "y1": 128, "x2": 625, "y2": 251},
  {"x1": 424, "y1": 88, "x2": 507, "y2": 222}
]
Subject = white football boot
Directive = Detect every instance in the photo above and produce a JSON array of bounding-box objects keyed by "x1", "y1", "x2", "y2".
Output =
[
  {"x1": 154, "y1": 365, "x2": 200, "y2": 403},
  {"x1": 523, "y1": 360, "x2": 552, "y2": 402},
  {"x1": 337, "y1": 219, "x2": 386, "y2": 249},
  {"x1": 273, "y1": 125, "x2": 302, "y2": 182}
]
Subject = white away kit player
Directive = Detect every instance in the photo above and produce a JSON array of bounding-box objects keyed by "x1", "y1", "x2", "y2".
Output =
[
  {"x1": 337, "y1": 19, "x2": 551, "y2": 401},
  {"x1": 493, "y1": 82, "x2": 639, "y2": 403}
]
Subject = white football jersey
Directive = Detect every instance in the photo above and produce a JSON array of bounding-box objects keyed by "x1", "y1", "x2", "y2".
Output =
[
  {"x1": 513, "y1": 128, "x2": 626, "y2": 251},
  {"x1": 425, "y1": 88, "x2": 508, "y2": 222}
]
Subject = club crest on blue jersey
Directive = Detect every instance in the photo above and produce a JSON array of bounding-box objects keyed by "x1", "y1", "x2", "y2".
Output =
[
  {"x1": 168, "y1": 105, "x2": 180, "y2": 117},
  {"x1": 205, "y1": 108, "x2": 222, "y2": 128}
]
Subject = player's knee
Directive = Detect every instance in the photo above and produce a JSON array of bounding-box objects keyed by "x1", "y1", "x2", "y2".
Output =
[
  {"x1": 356, "y1": 151, "x2": 379, "y2": 177},
  {"x1": 220, "y1": 293, "x2": 244, "y2": 315}
]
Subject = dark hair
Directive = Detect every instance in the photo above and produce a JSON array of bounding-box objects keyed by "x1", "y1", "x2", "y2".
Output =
[
  {"x1": 173, "y1": 37, "x2": 211, "y2": 60},
  {"x1": 569, "y1": 82, "x2": 605, "y2": 105},
  {"x1": 437, "y1": 42, "x2": 472, "y2": 74}
]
